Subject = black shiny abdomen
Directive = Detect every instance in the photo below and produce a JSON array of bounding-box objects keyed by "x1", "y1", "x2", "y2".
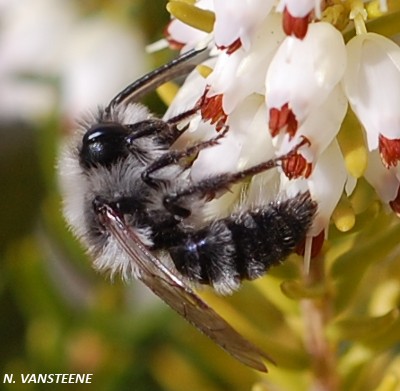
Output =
[{"x1": 165, "y1": 192, "x2": 316, "y2": 286}]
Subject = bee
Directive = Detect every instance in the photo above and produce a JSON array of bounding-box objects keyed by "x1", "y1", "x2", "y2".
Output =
[{"x1": 58, "y1": 46, "x2": 317, "y2": 372}]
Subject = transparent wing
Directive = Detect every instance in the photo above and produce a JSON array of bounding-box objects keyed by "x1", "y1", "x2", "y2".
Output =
[{"x1": 97, "y1": 203, "x2": 271, "y2": 372}]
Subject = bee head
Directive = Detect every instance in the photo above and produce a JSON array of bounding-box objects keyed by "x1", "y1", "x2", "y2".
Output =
[{"x1": 79, "y1": 122, "x2": 129, "y2": 169}]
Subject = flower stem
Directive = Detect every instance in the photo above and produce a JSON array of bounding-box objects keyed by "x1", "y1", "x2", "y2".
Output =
[{"x1": 301, "y1": 256, "x2": 339, "y2": 391}]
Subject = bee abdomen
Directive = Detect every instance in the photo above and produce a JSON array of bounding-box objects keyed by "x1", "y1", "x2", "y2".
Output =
[
  {"x1": 168, "y1": 192, "x2": 317, "y2": 293},
  {"x1": 227, "y1": 192, "x2": 317, "y2": 281}
]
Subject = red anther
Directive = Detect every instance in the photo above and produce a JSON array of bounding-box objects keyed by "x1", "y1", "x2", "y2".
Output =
[
  {"x1": 282, "y1": 151, "x2": 312, "y2": 179},
  {"x1": 295, "y1": 230, "x2": 324, "y2": 259},
  {"x1": 269, "y1": 103, "x2": 298, "y2": 138},
  {"x1": 290, "y1": 136, "x2": 311, "y2": 153},
  {"x1": 282, "y1": 7, "x2": 311, "y2": 39},
  {"x1": 218, "y1": 38, "x2": 242, "y2": 54},
  {"x1": 197, "y1": 87, "x2": 228, "y2": 131},
  {"x1": 379, "y1": 134, "x2": 400, "y2": 168},
  {"x1": 269, "y1": 108, "x2": 280, "y2": 137},
  {"x1": 389, "y1": 184, "x2": 400, "y2": 216},
  {"x1": 286, "y1": 109, "x2": 298, "y2": 138}
]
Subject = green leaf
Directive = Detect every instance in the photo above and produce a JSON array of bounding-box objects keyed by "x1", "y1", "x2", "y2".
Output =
[
  {"x1": 327, "y1": 309, "x2": 399, "y2": 342},
  {"x1": 281, "y1": 279, "x2": 327, "y2": 300},
  {"x1": 330, "y1": 213, "x2": 400, "y2": 313}
]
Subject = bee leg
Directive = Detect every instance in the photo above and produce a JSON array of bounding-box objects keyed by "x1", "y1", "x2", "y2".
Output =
[
  {"x1": 126, "y1": 101, "x2": 203, "y2": 146},
  {"x1": 167, "y1": 105, "x2": 201, "y2": 126},
  {"x1": 163, "y1": 139, "x2": 308, "y2": 214},
  {"x1": 126, "y1": 119, "x2": 185, "y2": 146},
  {"x1": 141, "y1": 127, "x2": 229, "y2": 187},
  {"x1": 160, "y1": 104, "x2": 203, "y2": 144},
  {"x1": 166, "y1": 84, "x2": 208, "y2": 126}
]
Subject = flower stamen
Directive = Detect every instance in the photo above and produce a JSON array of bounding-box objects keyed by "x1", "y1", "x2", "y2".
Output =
[
  {"x1": 198, "y1": 87, "x2": 228, "y2": 130},
  {"x1": 281, "y1": 142, "x2": 313, "y2": 179},
  {"x1": 269, "y1": 103, "x2": 298, "y2": 138},
  {"x1": 217, "y1": 38, "x2": 242, "y2": 54},
  {"x1": 282, "y1": 7, "x2": 311, "y2": 39},
  {"x1": 378, "y1": 134, "x2": 400, "y2": 168}
]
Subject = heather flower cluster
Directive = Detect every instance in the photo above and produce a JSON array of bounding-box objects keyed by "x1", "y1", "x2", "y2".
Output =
[{"x1": 162, "y1": 0, "x2": 400, "y2": 263}]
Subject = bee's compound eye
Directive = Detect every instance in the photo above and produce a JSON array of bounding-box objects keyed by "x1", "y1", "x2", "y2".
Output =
[{"x1": 80, "y1": 123, "x2": 129, "y2": 168}]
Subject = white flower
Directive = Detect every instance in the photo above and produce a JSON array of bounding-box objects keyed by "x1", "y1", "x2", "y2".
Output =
[
  {"x1": 207, "y1": 12, "x2": 285, "y2": 114},
  {"x1": 364, "y1": 150, "x2": 400, "y2": 205},
  {"x1": 266, "y1": 22, "x2": 347, "y2": 128},
  {"x1": 190, "y1": 94, "x2": 273, "y2": 182},
  {"x1": 165, "y1": 0, "x2": 213, "y2": 51},
  {"x1": 342, "y1": 32, "x2": 400, "y2": 168},
  {"x1": 168, "y1": 19, "x2": 349, "y2": 239},
  {"x1": 164, "y1": 60, "x2": 211, "y2": 122},
  {"x1": 280, "y1": 139, "x2": 347, "y2": 235},
  {"x1": 277, "y1": 85, "x2": 348, "y2": 163},
  {"x1": 213, "y1": 0, "x2": 275, "y2": 51},
  {"x1": 302, "y1": 140, "x2": 347, "y2": 235},
  {"x1": 162, "y1": 0, "x2": 400, "y2": 257},
  {"x1": 166, "y1": 19, "x2": 209, "y2": 52}
]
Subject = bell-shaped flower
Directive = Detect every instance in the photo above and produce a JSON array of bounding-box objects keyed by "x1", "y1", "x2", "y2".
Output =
[
  {"x1": 281, "y1": 139, "x2": 347, "y2": 235},
  {"x1": 158, "y1": 0, "x2": 400, "y2": 265},
  {"x1": 207, "y1": 12, "x2": 285, "y2": 114},
  {"x1": 165, "y1": 0, "x2": 213, "y2": 51},
  {"x1": 165, "y1": 19, "x2": 209, "y2": 52},
  {"x1": 276, "y1": 84, "x2": 348, "y2": 178},
  {"x1": 266, "y1": 22, "x2": 347, "y2": 142},
  {"x1": 213, "y1": 0, "x2": 275, "y2": 52},
  {"x1": 190, "y1": 94, "x2": 273, "y2": 183},
  {"x1": 191, "y1": 95, "x2": 277, "y2": 220},
  {"x1": 342, "y1": 32, "x2": 400, "y2": 168},
  {"x1": 164, "y1": 60, "x2": 211, "y2": 122},
  {"x1": 163, "y1": 60, "x2": 217, "y2": 148},
  {"x1": 305, "y1": 140, "x2": 347, "y2": 235},
  {"x1": 364, "y1": 150, "x2": 400, "y2": 214}
]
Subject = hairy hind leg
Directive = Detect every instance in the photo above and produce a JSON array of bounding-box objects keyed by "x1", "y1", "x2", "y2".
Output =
[{"x1": 163, "y1": 138, "x2": 309, "y2": 217}]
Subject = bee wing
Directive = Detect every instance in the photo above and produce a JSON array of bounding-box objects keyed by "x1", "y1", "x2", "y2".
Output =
[{"x1": 98, "y1": 203, "x2": 270, "y2": 372}]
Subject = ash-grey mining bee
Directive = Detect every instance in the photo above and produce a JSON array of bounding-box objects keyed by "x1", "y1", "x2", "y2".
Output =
[{"x1": 58, "y1": 47, "x2": 317, "y2": 372}]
